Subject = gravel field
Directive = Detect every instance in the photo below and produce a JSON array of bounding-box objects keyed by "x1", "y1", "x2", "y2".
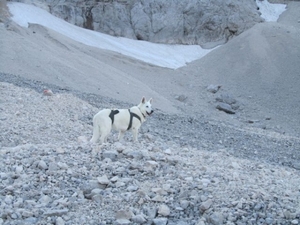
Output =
[{"x1": 1, "y1": 75, "x2": 300, "y2": 225}]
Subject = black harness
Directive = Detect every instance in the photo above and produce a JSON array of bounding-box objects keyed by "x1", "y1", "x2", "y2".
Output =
[
  {"x1": 127, "y1": 109, "x2": 141, "y2": 130},
  {"x1": 109, "y1": 110, "x2": 119, "y2": 124},
  {"x1": 108, "y1": 109, "x2": 141, "y2": 130}
]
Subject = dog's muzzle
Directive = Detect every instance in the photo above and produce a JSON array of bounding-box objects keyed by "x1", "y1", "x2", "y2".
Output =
[{"x1": 147, "y1": 110, "x2": 154, "y2": 116}]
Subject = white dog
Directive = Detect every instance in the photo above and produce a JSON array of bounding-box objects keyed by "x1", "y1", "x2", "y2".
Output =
[{"x1": 90, "y1": 97, "x2": 153, "y2": 144}]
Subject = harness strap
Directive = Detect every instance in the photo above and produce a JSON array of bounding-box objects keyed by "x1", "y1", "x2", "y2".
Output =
[
  {"x1": 109, "y1": 110, "x2": 120, "y2": 124},
  {"x1": 127, "y1": 109, "x2": 141, "y2": 130}
]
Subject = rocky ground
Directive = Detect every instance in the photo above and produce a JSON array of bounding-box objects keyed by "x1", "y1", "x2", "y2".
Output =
[
  {"x1": 1, "y1": 76, "x2": 300, "y2": 225},
  {"x1": 1, "y1": 1, "x2": 300, "y2": 224}
]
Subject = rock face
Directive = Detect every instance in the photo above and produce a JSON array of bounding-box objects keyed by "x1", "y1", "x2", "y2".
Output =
[{"x1": 12, "y1": 0, "x2": 263, "y2": 48}]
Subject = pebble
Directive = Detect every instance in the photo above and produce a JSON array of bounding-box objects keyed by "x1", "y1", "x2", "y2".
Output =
[
  {"x1": 132, "y1": 214, "x2": 146, "y2": 224},
  {"x1": 207, "y1": 84, "x2": 221, "y2": 93},
  {"x1": 38, "y1": 160, "x2": 48, "y2": 170},
  {"x1": 102, "y1": 150, "x2": 118, "y2": 161},
  {"x1": 55, "y1": 217, "x2": 65, "y2": 225},
  {"x1": 152, "y1": 218, "x2": 168, "y2": 225},
  {"x1": 200, "y1": 199, "x2": 213, "y2": 212},
  {"x1": 43, "y1": 209, "x2": 69, "y2": 216},
  {"x1": 15, "y1": 165, "x2": 23, "y2": 173},
  {"x1": 216, "y1": 102, "x2": 235, "y2": 114},
  {"x1": 209, "y1": 212, "x2": 224, "y2": 225}
]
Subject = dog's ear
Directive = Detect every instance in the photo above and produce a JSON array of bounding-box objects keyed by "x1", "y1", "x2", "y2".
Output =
[
  {"x1": 141, "y1": 96, "x2": 146, "y2": 104},
  {"x1": 149, "y1": 98, "x2": 153, "y2": 104}
]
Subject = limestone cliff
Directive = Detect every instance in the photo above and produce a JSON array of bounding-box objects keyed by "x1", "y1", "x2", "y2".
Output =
[{"x1": 10, "y1": 0, "x2": 263, "y2": 48}]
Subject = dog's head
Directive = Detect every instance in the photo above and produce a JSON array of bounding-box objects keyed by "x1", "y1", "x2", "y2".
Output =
[{"x1": 138, "y1": 97, "x2": 154, "y2": 117}]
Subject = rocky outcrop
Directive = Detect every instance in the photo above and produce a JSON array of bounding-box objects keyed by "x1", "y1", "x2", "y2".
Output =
[{"x1": 11, "y1": 0, "x2": 263, "y2": 48}]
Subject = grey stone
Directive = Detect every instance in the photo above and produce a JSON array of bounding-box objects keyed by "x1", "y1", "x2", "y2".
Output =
[
  {"x1": 292, "y1": 162, "x2": 300, "y2": 170},
  {"x1": 132, "y1": 214, "x2": 147, "y2": 224},
  {"x1": 254, "y1": 202, "x2": 264, "y2": 210},
  {"x1": 152, "y1": 195, "x2": 164, "y2": 202},
  {"x1": 92, "y1": 194, "x2": 103, "y2": 203},
  {"x1": 38, "y1": 195, "x2": 52, "y2": 205},
  {"x1": 265, "y1": 217, "x2": 274, "y2": 224},
  {"x1": 21, "y1": 210, "x2": 34, "y2": 218},
  {"x1": 123, "y1": 150, "x2": 143, "y2": 159},
  {"x1": 180, "y1": 200, "x2": 190, "y2": 209},
  {"x1": 55, "y1": 217, "x2": 65, "y2": 225},
  {"x1": 146, "y1": 208, "x2": 157, "y2": 219},
  {"x1": 216, "y1": 94, "x2": 237, "y2": 105},
  {"x1": 97, "y1": 175, "x2": 110, "y2": 185},
  {"x1": 23, "y1": 217, "x2": 38, "y2": 224},
  {"x1": 115, "y1": 209, "x2": 133, "y2": 220},
  {"x1": 48, "y1": 162, "x2": 58, "y2": 171},
  {"x1": 209, "y1": 212, "x2": 224, "y2": 225},
  {"x1": 216, "y1": 103, "x2": 235, "y2": 114},
  {"x1": 43, "y1": 209, "x2": 69, "y2": 216},
  {"x1": 81, "y1": 180, "x2": 107, "y2": 197},
  {"x1": 38, "y1": 160, "x2": 48, "y2": 170},
  {"x1": 200, "y1": 199, "x2": 213, "y2": 212},
  {"x1": 115, "y1": 219, "x2": 131, "y2": 225},
  {"x1": 152, "y1": 218, "x2": 168, "y2": 225},
  {"x1": 175, "y1": 95, "x2": 188, "y2": 102},
  {"x1": 4, "y1": 195, "x2": 13, "y2": 204},
  {"x1": 207, "y1": 84, "x2": 221, "y2": 93},
  {"x1": 102, "y1": 150, "x2": 118, "y2": 161},
  {"x1": 127, "y1": 185, "x2": 139, "y2": 192}
]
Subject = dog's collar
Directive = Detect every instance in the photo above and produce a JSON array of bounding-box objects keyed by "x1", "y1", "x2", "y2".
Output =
[{"x1": 138, "y1": 107, "x2": 146, "y2": 119}]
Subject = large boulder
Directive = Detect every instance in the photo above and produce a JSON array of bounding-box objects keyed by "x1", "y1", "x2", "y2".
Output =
[{"x1": 11, "y1": 0, "x2": 263, "y2": 48}]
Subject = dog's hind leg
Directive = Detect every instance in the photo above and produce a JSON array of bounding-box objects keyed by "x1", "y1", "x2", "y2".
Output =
[
  {"x1": 90, "y1": 124, "x2": 100, "y2": 143},
  {"x1": 99, "y1": 124, "x2": 111, "y2": 144}
]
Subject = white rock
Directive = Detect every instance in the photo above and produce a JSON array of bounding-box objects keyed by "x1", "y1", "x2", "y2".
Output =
[
  {"x1": 152, "y1": 195, "x2": 164, "y2": 202},
  {"x1": 4, "y1": 195, "x2": 13, "y2": 204},
  {"x1": 43, "y1": 89, "x2": 53, "y2": 96},
  {"x1": 56, "y1": 147, "x2": 65, "y2": 154},
  {"x1": 97, "y1": 175, "x2": 110, "y2": 185},
  {"x1": 39, "y1": 195, "x2": 52, "y2": 205},
  {"x1": 15, "y1": 165, "x2": 23, "y2": 173},
  {"x1": 110, "y1": 176, "x2": 119, "y2": 183},
  {"x1": 55, "y1": 217, "x2": 65, "y2": 225},
  {"x1": 38, "y1": 160, "x2": 48, "y2": 170},
  {"x1": 185, "y1": 176, "x2": 193, "y2": 182},
  {"x1": 164, "y1": 149, "x2": 172, "y2": 155},
  {"x1": 57, "y1": 162, "x2": 68, "y2": 169},
  {"x1": 158, "y1": 204, "x2": 170, "y2": 216},
  {"x1": 77, "y1": 136, "x2": 88, "y2": 143}
]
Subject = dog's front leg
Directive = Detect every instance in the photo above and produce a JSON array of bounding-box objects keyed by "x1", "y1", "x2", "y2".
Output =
[
  {"x1": 132, "y1": 128, "x2": 138, "y2": 142},
  {"x1": 118, "y1": 130, "x2": 125, "y2": 141}
]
